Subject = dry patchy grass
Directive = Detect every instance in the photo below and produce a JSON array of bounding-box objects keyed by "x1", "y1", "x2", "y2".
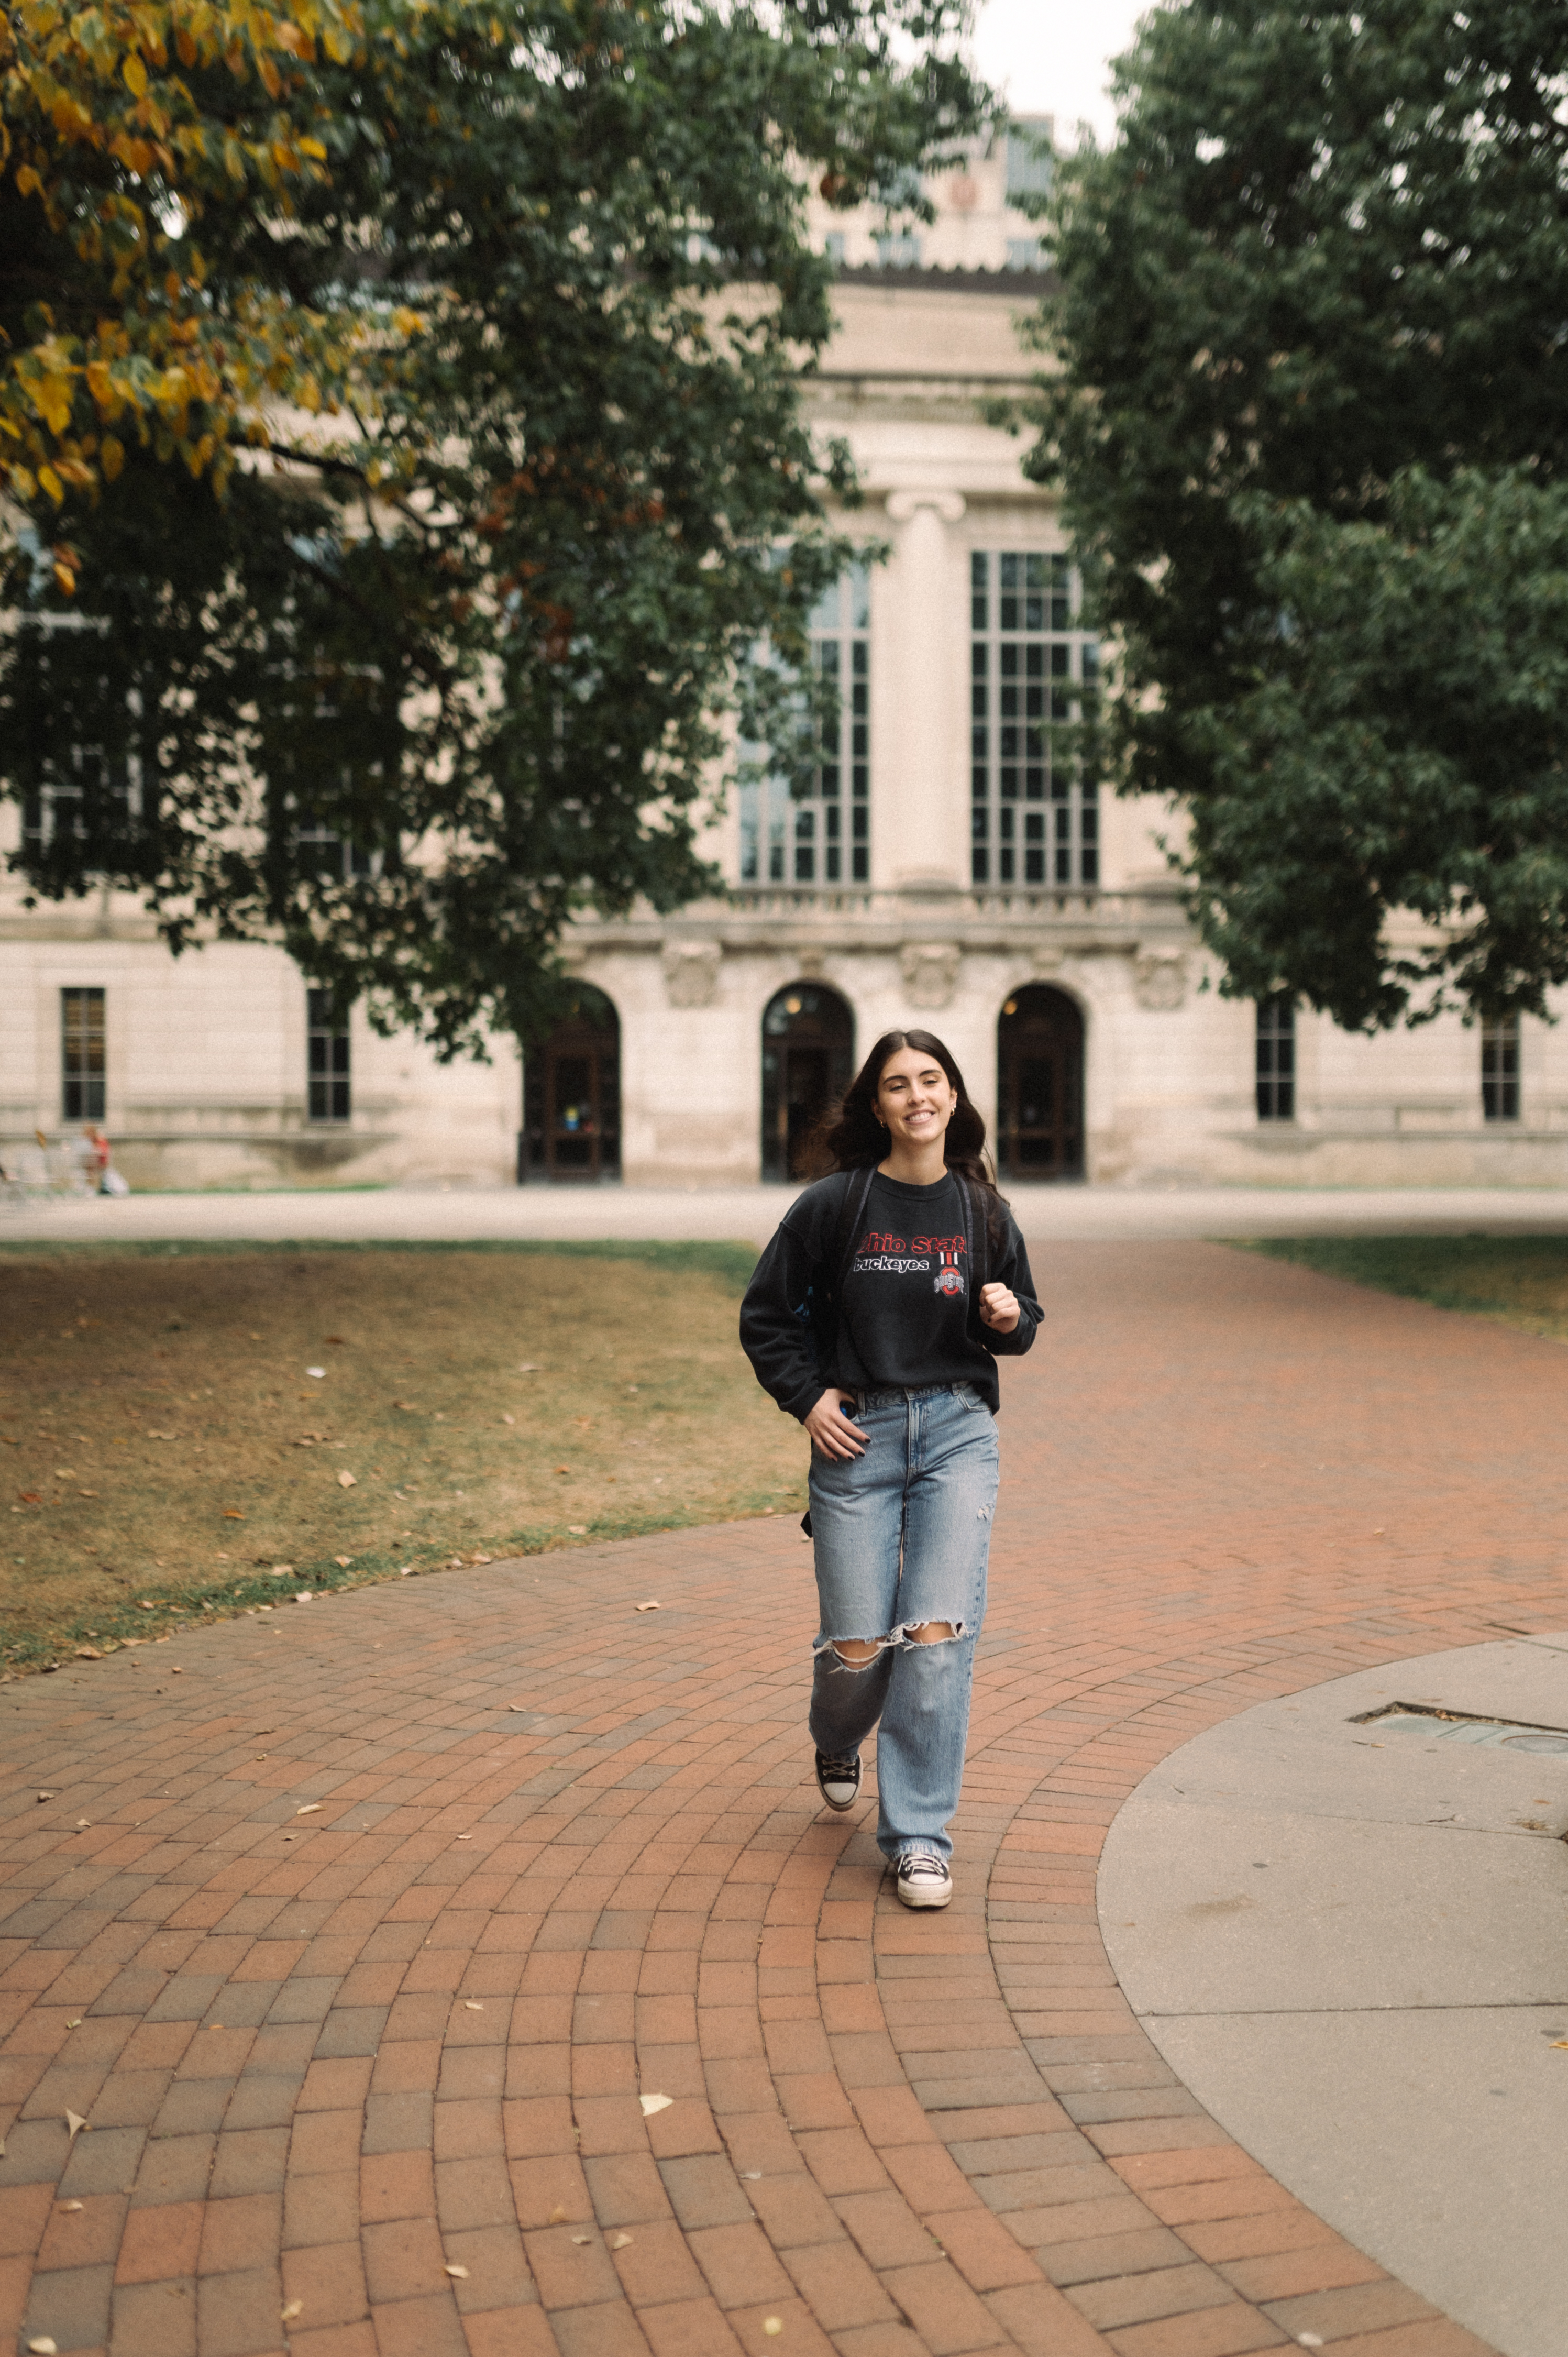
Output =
[{"x1": 0, "y1": 1241, "x2": 804, "y2": 1667}]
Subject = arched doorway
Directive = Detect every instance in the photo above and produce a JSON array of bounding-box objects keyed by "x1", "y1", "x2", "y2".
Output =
[
  {"x1": 761, "y1": 983, "x2": 854, "y2": 1182},
  {"x1": 997, "y1": 985, "x2": 1084, "y2": 1179},
  {"x1": 522, "y1": 985, "x2": 621, "y2": 1182}
]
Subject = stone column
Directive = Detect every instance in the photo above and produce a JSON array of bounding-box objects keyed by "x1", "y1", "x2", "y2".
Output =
[{"x1": 879, "y1": 490, "x2": 967, "y2": 897}]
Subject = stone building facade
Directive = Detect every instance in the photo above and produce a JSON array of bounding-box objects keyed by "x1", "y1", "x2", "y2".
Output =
[{"x1": 4, "y1": 127, "x2": 1566, "y2": 1190}]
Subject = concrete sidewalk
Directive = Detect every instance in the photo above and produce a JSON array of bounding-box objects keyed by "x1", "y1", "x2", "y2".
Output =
[
  {"x1": 1, "y1": 1240, "x2": 1565, "y2": 2356},
  {"x1": 5, "y1": 1179, "x2": 1568, "y2": 1248}
]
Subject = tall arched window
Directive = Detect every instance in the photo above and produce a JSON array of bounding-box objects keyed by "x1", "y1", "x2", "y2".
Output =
[
  {"x1": 997, "y1": 985, "x2": 1084, "y2": 1178},
  {"x1": 522, "y1": 986, "x2": 621, "y2": 1182},
  {"x1": 761, "y1": 984, "x2": 855, "y2": 1181}
]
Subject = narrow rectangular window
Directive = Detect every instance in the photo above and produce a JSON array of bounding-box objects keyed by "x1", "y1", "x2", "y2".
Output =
[
  {"x1": 61, "y1": 989, "x2": 105, "y2": 1122},
  {"x1": 1256, "y1": 995, "x2": 1295, "y2": 1121},
  {"x1": 1481, "y1": 1018, "x2": 1520, "y2": 1121},
  {"x1": 971, "y1": 552, "x2": 1097, "y2": 892},
  {"x1": 737, "y1": 566, "x2": 870, "y2": 893},
  {"x1": 307, "y1": 990, "x2": 351, "y2": 1122},
  {"x1": 1006, "y1": 119, "x2": 1054, "y2": 203}
]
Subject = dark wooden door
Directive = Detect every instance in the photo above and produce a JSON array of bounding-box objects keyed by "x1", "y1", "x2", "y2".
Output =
[
  {"x1": 997, "y1": 986, "x2": 1084, "y2": 1178},
  {"x1": 761, "y1": 985, "x2": 854, "y2": 1181},
  {"x1": 523, "y1": 990, "x2": 621, "y2": 1181},
  {"x1": 783, "y1": 1047, "x2": 829, "y2": 1180}
]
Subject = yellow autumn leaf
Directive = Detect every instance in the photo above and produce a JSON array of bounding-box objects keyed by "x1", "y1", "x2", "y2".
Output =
[
  {"x1": 15, "y1": 165, "x2": 43, "y2": 199},
  {"x1": 100, "y1": 434, "x2": 124, "y2": 478},
  {"x1": 32, "y1": 375, "x2": 76, "y2": 436},
  {"x1": 38, "y1": 465, "x2": 64, "y2": 505},
  {"x1": 123, "y1": 52, "x2": 147, "y2": 96}
]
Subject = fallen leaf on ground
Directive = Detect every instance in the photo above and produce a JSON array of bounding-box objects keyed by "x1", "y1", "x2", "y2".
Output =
[
  {"x1": 58, "y1": 2199, "x2": 83, "y2": 2211},
  {"x1": 296, "y1": 1803, "x2": 323, "y2": 1816},
  {"x1": 334, "y1": 1555, "x2": 352, "y2": 1567},
  {"x1": 445, "y1": 2263, "x2": 469, "y2": 2278},
  {"x1": 571, "y1": 2234, "x2": 592, "y2": 2245},
  {"x1": 336, "y1": 1470, "x2": 357, "y2": 1489},
  {"x1": 281, "y1": 2299, "x2": 303, "y2": 2321},
  {"x1": 65, "y1": 2019, "x2": 81, "y2": 2030},
  {"x1": 74, "y1": 1648, "x2": 101, "y2": 1661},
  {"x1": 548, "y1": 2205, "x2": 569, "y2": 2223},
  {"x1": 638, "y1": 2094, "x2": 672, "y2": 2117},
  {"x1": 553, "y1": 1464, "x2": 570, "y2": 1474},
  {"x1": 463, "y1": 2000, "x2": 483, "y2": 2011},
  {"x1": 223, "y1": 1510, "x2": 244, "y2": 1519},
  {"x1": 763, "y1": 2323, "x2": 783, "y2": 2340},
  {"x1": 635, "y1": 1601, "x2": 660, "y2": 1613},
  {"x1": 517, "y1": 1362, "x2": 539, "y2": 1371},
  {"x1": 610, "y1": 2232, "x2": 633, "y2": 2250},
  {"x1": 137, "y1": 1600, "x2": 154, "y2": 1610},
  {"x1": 64, "y1": 2110, "x2": 89, "y2": 2141},
  {"x1": 567, "y1": 1525, "x2": 587, "y2": 1535},
  {"x1": 27, "y1": 2338, "x2": 58, "y2": 2354},
  {"x1": 740, "y1": 2171, "x2": 762, "y2": 2180},
  {"x1": 501, "y1": 1414, "x2": 516, "y2": 1425},
  {"x1": 36, "y1": 1792, "x2": 52, "y2": 1802},
  {"x1": 306, "y1": 1368, "x2": 326, "y2": 1379}
]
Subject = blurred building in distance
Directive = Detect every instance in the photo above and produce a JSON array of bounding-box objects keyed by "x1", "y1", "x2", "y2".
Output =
[{"x1": 5, "y1": 122, "x2": 1566, "y2": 1189}]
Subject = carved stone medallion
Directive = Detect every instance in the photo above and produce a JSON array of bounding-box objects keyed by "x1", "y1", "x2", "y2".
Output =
[
  {"x1": 1132, "y1": 949, "x2": 1187, "y2": 1010},
  {"x1": 661, "y1": 940, "x2": 722, "y2": 1008},
  {"x1": 899, "y1": 942, "x2": 960, "y2": 1010}
]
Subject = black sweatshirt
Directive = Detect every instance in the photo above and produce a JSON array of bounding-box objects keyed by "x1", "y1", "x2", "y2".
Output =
[{"x1": 739, "y1": 1169, "x2": 1040, "y2": 1421}]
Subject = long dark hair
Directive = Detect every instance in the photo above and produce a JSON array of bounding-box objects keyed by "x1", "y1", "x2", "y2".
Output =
[{"x1": 813, "y1": 1028, "x2": 1007, "y2": 1231}]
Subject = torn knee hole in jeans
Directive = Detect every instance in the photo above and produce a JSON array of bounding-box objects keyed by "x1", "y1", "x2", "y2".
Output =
[{"x1": 820, "y1": 1620, "x2": 967, "y2": 1669}]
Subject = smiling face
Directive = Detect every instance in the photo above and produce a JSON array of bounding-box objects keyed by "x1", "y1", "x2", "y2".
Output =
[{"x1": 875, "y1": 1044, "x2": 958, "y2": 1153}]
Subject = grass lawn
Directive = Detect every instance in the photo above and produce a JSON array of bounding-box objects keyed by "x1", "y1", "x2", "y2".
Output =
[
  {"x1": 0, "y1": 1240, "x2": 804, "y2": 1671},
  {"x1": 1248, "y1": 1234, "x2": 1568, "y2": 1342}
]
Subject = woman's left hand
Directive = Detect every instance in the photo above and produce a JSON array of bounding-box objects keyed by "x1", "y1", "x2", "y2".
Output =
[{"x1": 979, "y1": 1282, "x2": 1019, "y2": 1333}]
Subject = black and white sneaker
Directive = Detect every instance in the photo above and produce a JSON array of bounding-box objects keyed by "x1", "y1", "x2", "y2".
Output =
[
  {"x1": 894, "y1": 1853, "x2": 953, "y2": 1909},
  {"x1": 814, "y1": 1749, "x2": 862, "y2": 1812}
]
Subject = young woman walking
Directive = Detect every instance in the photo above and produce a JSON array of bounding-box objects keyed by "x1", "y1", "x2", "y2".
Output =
[{"x1": 740, "y1": 1028, "x2": 1040, "y2": 1908}]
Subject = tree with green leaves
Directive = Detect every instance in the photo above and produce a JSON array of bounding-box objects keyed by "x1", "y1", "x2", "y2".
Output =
[
  {"x1": 1030, "y1": 0, "x2": 1568, "y2": 1030},
  {"x1": 3, "y1": 0, "x2": 989, "y2": 1054}
]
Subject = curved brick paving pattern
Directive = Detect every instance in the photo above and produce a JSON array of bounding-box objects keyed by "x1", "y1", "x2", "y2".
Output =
[{"x1": 2, "y1": 1241, "x2": 1564, "y2": 2357}]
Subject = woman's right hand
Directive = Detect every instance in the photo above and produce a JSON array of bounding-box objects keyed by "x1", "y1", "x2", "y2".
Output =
[{"x1": 803, "y1": 1391, "x2": 869, "y2": 1461}]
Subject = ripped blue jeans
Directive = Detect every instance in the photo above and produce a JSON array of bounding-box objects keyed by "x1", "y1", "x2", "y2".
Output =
[{"x1": 808, "y1": 1382, "x2": 1000, "y2": 1863}]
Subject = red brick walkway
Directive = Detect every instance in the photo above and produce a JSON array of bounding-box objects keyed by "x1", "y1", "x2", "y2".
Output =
[{"x1": 2, "y1": 1241, "x2": 1563, "y2": 2357}]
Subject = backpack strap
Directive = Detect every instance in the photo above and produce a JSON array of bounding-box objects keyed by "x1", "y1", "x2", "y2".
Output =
[
  {"x1": 822, "y1": 1165, "x2": 876, "y2": 1325},
  {"x1": 956, "y1": 1176, "x2": 991, "y2": 1319},
  {"x1": 800, "y1": 1165, "x2": 877, "y2": 1544}
]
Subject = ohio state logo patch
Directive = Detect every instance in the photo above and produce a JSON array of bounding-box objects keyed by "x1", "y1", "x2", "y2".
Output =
[{"x1": 934, "y1": 1245, "x2": 965, "y2": 1296}]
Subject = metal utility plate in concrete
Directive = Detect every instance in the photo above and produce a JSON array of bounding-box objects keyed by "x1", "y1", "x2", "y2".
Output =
[{"x1": 1099, "y1": 1634, "x2": 1568, "y2": 2357}]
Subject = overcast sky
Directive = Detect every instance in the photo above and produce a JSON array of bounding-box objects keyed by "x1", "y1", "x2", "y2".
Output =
[{"x1": 972, "y1": 0, "x2": 1153, "y2": 147}]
